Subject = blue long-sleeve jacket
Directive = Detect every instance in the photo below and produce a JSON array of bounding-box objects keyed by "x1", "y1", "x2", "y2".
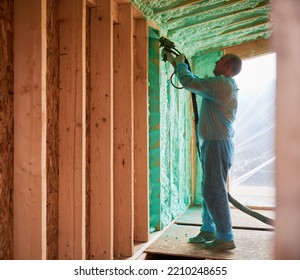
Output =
[{"x1": 175, "y1": 63, "x2": 239, "y2": 140}]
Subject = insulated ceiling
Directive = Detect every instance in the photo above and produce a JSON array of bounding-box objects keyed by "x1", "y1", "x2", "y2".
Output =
[{"x1": 131, "y1": 0, "x2": 272, "y2": 57}]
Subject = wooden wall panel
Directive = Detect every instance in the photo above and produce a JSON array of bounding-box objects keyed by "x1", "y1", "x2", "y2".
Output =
[
  {"x1": 58, "y1": 0, "x2": 86, "y2": 260},
  {"x1": 113, "y1": 3, "x2": 134, "y2": 257},
  {"x1": 89, "y1": 0, "x2": 114, "y2": 260},
  {"x1": 14, "y1": 0, "x2": 47, "y2": 260},
  {"x1": 133, "y1": 18, "x2": 149, "y2": 242}
]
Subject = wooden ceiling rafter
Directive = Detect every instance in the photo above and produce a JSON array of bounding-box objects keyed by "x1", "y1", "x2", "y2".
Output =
[
  {"x1": 167, "y1": 4, "x2": 270, "y2": 34},
  {"x1": 152, "y1": 0, "x2": 211, "y2": 15},
  {"x1": 162, "y1": 0, "x2": 268, "y2": 30}
]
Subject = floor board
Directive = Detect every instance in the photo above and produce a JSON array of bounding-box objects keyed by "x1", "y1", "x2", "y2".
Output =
[
  {"x1": 176, "y1": 205, "x2": 275, "y2": 231},
  {"x1": 144, "y1": 224, "x2": 274, "y2": 260}
]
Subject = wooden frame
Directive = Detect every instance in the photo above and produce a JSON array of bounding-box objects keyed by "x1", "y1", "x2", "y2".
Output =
[
  {"x1": 58, "y1": 0, "x2": 86, "y2": 260},
  {"x1": 113, "y1": 3, "x2": 134, "y2": 257},
  {"x1": 14, "y1": 0, "x2": 47, "y2": 259},
  {"x1": 89, "y1": 0, "x2": 114, "y2": 260},
  {"x1": 133, "y1": 18, "x2": 149, "y2": 242}
]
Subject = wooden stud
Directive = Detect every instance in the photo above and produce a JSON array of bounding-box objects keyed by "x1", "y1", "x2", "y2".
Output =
[
  {"x1": 273, "y1": 0, "x2": 300, "y2": 259},
  {"x1": 58, "y1": 0, "x2": 86, "y2": 260},
  {"x1": 133, "y1": 18, "x2": 149, "y2": 242},
  {"x1": 89, "y1": 0, "x2": 114, "y2": 260},
  {"x1": 113, "y1": 3, "x2": 134, "y2": 257},
  {"x1": 14, "y1": 0, "x2": 47, "y2": 259}
]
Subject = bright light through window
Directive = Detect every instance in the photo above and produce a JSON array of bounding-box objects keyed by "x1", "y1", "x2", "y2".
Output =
[{"x1": 230, "y1": 53, "x2": 276, "y2": 208}]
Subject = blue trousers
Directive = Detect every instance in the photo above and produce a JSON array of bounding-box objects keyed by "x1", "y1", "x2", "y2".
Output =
[{"x1": 199, "y1": 139, "x2": 234, "y2": 241}]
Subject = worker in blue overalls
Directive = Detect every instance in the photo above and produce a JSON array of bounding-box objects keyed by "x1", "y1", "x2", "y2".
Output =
[{"x1": 163, "y1": 50, "x2": 242, "y2": 251}]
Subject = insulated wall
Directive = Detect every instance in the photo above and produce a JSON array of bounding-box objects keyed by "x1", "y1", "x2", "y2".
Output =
[{"x1": 148, "y1": 30, "x2": 193, "y2": 231}]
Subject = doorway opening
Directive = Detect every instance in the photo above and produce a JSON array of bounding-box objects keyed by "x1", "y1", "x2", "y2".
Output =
[{"x1": 230, "y1": 53, "x2": 276, "y2": 208}]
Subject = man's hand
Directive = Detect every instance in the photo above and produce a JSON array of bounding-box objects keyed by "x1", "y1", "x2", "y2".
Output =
[
  {"x1": 161, "y1": 49, "x2": 175, "y2": 65},
  {"x1": 175, "y1": 54, "x2": 185, "y2": 65}
]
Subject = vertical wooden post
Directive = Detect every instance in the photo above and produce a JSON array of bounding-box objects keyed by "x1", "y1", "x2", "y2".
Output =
[
  {"x1": 59, "y1": 0, "x2": 86, "y2": 259},
  {"x1": 89, "y1": 0, "x2": 114, "y2": 260},
  {"x1": 113, "y1": 3, "x2": 134, "y2": 257},
  {"x1": 273, "y1": 0, "x2": 300, "y2": 259},
  {"x1": 133, "y1": 18, "x2": 149, "y2": 242},
  {"x1": 14, "y1": 0, "x2": 47, "y2": 259}
]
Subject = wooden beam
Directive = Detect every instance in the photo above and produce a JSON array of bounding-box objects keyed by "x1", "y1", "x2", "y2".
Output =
[
  {"x1": 89, "y1": 0, "x2": 114, "y2": 260},
  {"x1": 86, "y1": 0, "x2": 96, "y2": 7},
  {"x1": 14, "y1": 0, "x2": 47, "y2": 259},
  {"x1": 113, "y1": 3, "x2": 134, "y2": 257},
  {"x1": 224, "y1": 38, "x2": 273, "y2": 60},
  {"x1": 113, "y1": 1, "x2": 119, "y2": 23},
  {"x1": 133, "y1": 18, "x2": 149, "y2": 242},
  {"x1": 273, "y1": 0, "x2": 300, "y2": 260},
  {"x1": 58, "y1": 0, "x2": 86, "y2": 259}
]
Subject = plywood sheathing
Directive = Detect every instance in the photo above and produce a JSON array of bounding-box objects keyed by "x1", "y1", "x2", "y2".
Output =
[
  {"x1": 144, "y1": 224, "x2": 274, "y2": 260},
  {"x1": 0, "y1": 0, "x2": 14, "y2": 260},
  {"x1": 46, "y1": 0, "x2": 59, "y2": 260}
]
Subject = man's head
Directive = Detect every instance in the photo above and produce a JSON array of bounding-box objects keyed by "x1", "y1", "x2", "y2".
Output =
[{"x1": 213, "y1": 54, "x2": 242, "y2": 77}]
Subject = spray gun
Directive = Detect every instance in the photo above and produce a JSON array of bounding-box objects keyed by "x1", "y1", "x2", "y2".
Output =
[
  {"x1": 159, "y1": 37, "x2": 182, "y2": 61},
  {"x1": 159, "y1": 36, "x2": 188, "y2": 89},
  {"x1": 158, "y1": 36, "x2": 275, "y2": 227}
]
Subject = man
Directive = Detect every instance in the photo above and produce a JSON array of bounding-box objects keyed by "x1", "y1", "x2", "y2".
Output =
[{"x1": 163, "y1": 50, "x2": 242, "y2": 250}]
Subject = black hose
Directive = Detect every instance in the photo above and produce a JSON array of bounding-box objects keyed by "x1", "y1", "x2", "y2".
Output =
[{"x1": 228, "y1": 193, "x2": 275, "y2": 226}]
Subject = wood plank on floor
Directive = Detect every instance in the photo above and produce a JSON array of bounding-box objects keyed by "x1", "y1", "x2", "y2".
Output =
[
  {"x1": 176, "y1": 205, "x2": 275, "y2": 231},
  {"x1": 144, "y1": 224, "x2": 274, "y2": 260}
]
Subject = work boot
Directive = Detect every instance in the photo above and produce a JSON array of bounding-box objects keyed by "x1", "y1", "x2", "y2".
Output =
[
  {"x1": 188, "y1": 231, "x2": 216, "y2": 243},
  {"x1": 205, "y1": 239, "x2": 236, "y2": 251}
]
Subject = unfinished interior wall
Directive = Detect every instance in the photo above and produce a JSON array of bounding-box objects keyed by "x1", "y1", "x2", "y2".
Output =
[
  {"x1": 0, "y1": 0, "x2": 14, "y2": 260},
  {"x1": 159, "y1": 48, "x2": 193, "y2": 229},
  {"x1": 0, "y1": 0, "x2": 149, "y2": 260}
]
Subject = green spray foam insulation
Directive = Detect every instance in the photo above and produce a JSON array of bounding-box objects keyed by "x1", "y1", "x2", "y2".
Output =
[{"x1": 140, "y1": 0, "x2": 272, "y2": 231}]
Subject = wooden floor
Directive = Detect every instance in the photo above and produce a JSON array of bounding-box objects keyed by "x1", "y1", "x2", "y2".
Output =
[{"x1": 143, "y1": 206, "x2": 275, "y2": 260}]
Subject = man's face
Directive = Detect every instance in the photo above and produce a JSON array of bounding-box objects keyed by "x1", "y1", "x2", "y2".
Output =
[{"x1": 213, "y1": 55, "x2": 231, "y2": 76}]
